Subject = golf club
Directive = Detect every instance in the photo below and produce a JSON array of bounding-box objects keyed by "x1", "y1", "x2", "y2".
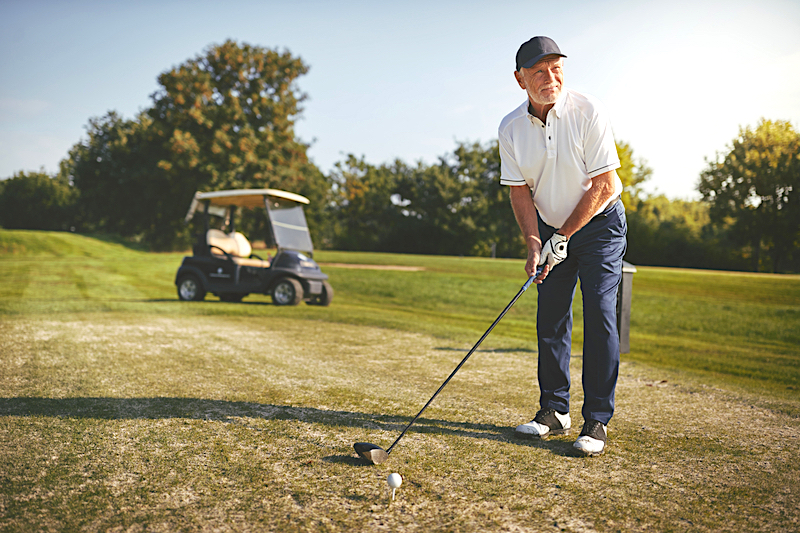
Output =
[{"x1": 354, "y1": 268, "x2": 543, "y2": 464}]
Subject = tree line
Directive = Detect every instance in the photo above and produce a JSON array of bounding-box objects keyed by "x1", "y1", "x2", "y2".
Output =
[{"x1": 1, "y1": 41, "x2": 797, "y2": 273}]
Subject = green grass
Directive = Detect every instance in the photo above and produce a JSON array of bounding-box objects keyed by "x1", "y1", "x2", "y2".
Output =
[
  {"x1": 3, "y1": 229, "x2": 795, "y2": 400},
  {"x1": 1, "y1": 229, "x2": 799, "y2": 531}
]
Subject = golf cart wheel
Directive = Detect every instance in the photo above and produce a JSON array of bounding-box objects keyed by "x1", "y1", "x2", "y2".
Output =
[
  {"x1": 219, "y1": 293, "x2": 246, "y2": 303},
  {"x1": 177, "y1": 275, "x2": 206, "y2": 301},
  {"x1": 272, "y1": 278, "x2": 303, "y2": 306},
  {"x1": 307, "y1": 280, "x2": 333, "y2": 306}
]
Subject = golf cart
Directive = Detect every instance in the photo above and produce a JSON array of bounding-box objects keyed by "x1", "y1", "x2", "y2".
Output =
[{"x1": 174, "y1": 189, "x2": 332, "y2": 306}]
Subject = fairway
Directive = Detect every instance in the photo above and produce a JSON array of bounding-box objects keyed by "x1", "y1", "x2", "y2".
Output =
[{"x1": 1, "y1": 230, "x2": 799, "y2": 532}]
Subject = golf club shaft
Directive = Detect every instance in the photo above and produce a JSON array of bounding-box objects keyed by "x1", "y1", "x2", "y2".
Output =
[{"x1": 385, "y1": 270, "x2": 541, "y2": 454}]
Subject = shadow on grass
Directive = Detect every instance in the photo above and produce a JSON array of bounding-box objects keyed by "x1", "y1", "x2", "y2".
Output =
[
  {"x1": 434, "y1": 346, "x2": 536, "y2": 354},
  {"x1": 518, "y1": 435, "x2": 584, "y2": 457},
  {"x1": 146, "y1": 299, "x2": 279, "y2": 306},
  {"x1": 0, "y1": 396, "x2": 578, "y2": 459},
  {"x1": 322, "y1": 455, "x2": 373, "y2": 467}
]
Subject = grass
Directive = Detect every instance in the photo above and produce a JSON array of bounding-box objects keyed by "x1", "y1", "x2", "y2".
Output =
[{"x1": 1, "y1": 229, "x2": 799, "y2": 531}]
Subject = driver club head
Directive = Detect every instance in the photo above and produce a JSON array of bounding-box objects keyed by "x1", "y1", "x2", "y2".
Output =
[{"x1": 353, "y1": 442, "x2": 389, "y2": 465}]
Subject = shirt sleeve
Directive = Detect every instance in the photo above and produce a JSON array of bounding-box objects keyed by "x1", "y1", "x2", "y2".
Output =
[
  {"x1": 498, "y1": 126, "x2": 528, "y2": 187},
  {"x1": 582, "y1": 99, "x2": 621, "y2": 178}
]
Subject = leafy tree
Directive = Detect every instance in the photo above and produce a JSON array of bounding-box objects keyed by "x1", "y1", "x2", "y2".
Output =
[
  {"x1": 615, "y1": 140, "x2": 750, "y2": 270},
  {"x1": 393, "y1": 154, "x2": 479, "y2": 256},
  {"x1": 64, "y1": 111, "x2": 167, "y2": 240},
  {"x1": 63, "y1": 40, "x2": 324, "y2": 250},
  {"x1": 624, "y1": 195, "x2": 746, "y2": 270},
  {"x1": 144, "y1": 39, "x2": 324, "y2": 249},
  {"x1": 451, "y1": 140, "x2": 524, "y2": 258},
  {"x1": 616, "y1": 140, "x2": 652, "y2": 209},
  {"x1": 699, "y1": 119, "x2": 800, "y2": 272},
  {"x1": 327, "y1": 139, "x2": 653, "y2": 258},
  {"x1": 328, "y1": 155, "x2": 406, "y2": 251},
  {"x1": 394, "y1": 141, "x2": 524, "y2": 257},
  {"x1": 0, "y1": 170, "x2": 77, "y2": 231},
  {"x1": 329, "y1": 141, "x2": 522, "y2": 257},
  {"x1": 148, "y1": 40, "x2": 318, "y2": 191}
]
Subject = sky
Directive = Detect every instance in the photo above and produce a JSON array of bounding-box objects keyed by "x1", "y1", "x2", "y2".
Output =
[{"x1": 1, "y1": 0, "x2": 799, "y2": 200}]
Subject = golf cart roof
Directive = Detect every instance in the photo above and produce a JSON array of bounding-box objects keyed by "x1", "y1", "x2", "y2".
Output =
[
  {"x1": 185, "y1": 189, "x2": 309, "y2": 222},
  {"x1": 185, "y1": 188, "x2": 315, "y2": 254}
]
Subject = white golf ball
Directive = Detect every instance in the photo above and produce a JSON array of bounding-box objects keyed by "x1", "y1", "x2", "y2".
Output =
[{"x1": 387, "y1": 473, "x2": 402, "y2": 489}]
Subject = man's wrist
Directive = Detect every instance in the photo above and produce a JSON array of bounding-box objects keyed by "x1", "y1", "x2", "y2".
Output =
[{"x1": 526, "y1": 236, "x2": 542, "y2": 250}]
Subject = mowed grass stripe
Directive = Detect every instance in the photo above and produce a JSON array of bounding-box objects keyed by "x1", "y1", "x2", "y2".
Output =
[
  {"x1": 631, "y1": 332, "x2": 799, "y2": 389},
  {"x1": 2, "y1": 229, "x2": 798, "y2": 400},
  {"x1": 632, "y1": 286, "x2": 799, "y2": 346}
]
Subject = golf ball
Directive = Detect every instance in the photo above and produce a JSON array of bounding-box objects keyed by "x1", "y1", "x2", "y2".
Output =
[{"x1": 387, "y1": 473, "x2": 402, "y2": 489}]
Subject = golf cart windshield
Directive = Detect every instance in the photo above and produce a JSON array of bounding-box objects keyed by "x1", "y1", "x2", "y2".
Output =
[
  {"x1": 184, "y1": 188, "x2": 314, "y2": 254},
  {"x1": 265, "y1": 197, "x2": 314, "y2": 254}
]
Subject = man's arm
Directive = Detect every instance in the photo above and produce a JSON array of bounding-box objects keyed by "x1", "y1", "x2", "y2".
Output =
[
  {"x1": 558, "y1": 170, "x2": 618, "y2": 238},
  {"x1": 535, "y1": 170, "x2": 619, "y2": 278},
  {"x1": 509, "y1": 185, "x2": 546, "y2": 282}
]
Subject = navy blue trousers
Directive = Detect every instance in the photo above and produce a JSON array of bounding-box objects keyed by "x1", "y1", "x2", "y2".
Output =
[{"x1": 536, "y1": 199, "x2": 627, "y2": 425}]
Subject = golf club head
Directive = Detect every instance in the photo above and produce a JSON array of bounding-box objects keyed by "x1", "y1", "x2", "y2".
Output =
[{"x1": 353, "y1": 442, "x2": 389, "y2": 465}]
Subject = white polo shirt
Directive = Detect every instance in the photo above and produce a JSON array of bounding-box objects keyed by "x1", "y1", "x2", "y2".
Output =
[{"x1": 499, "y1": 88, "x2": 622, "y2": 228}]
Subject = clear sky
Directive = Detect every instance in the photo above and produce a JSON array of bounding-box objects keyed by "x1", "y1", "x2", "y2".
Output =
[{"x1": 1, "y1": 0, "x2": 799, "y2": 199}]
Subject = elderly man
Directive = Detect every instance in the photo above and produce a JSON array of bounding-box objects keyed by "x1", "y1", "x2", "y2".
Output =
[{"x1": 499, "y1": 36, "x2": 626, "y2": 456}]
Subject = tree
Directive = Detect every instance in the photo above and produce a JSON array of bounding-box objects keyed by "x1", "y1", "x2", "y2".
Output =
[
  {"x1": 148, "y1": 40, "x2": 318, "y2": 191},
  {"x1": 616, "y1": 140, "x2": 652, "y2": 210},
  {"x1": 328, "y1": 144, "x2": 505, "y2": 256},
  {"x1": 64, "y1": 111, "x2": 165, "y2": 239},
  {"x1": 623, "y1": 194, "x2": 746, "y2": 270},
  {"x1": 699, "y1": 119, "x2": 800, "y2": 272},
  {"x1": 328, "y1": 155, "x2": 406, "y2": 251},
  {"x1": 64, "y1": 40, "x2": 325, "y2": 250},
  {"x1": 450, "y1": 140, "x2": 524, "y2": 258},
  {"x1": 393, "y1": 141, "x2": 524, "y2": 257},
  {"x1": 393, "y1": 153, "x2": 481, "y2": 256},
  {"x1": 144, "y1": 40, "x2": 324, "y2": 249},
  {"x1": 0, "y1": 170, "x2": 77, "y2": 231},
  {"x1": 327, "y1": 139, "x2": 653, "y2": 258}
]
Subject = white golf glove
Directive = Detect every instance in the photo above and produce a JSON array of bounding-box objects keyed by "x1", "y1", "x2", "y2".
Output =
[{"x1": 538, "y1": 233, "x2": 569, "y2": 270}]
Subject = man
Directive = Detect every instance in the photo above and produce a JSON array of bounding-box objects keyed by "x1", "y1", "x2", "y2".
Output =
[{"x1": 499, "y1": 36, "x2": 626, "y2": 456}]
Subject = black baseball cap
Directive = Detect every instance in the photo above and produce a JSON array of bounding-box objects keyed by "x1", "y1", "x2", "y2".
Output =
[{"x1": 516, "y1": 36, "x2": 566, "y2": 71}]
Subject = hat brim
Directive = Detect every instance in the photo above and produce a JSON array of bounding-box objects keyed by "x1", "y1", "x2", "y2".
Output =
[{"x1": 520, "y1": 53, "x2": 567, "y2": 70}]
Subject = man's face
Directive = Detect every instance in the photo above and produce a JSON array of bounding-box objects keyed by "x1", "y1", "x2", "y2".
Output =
[{"x1": 515, "y1": 56, "x2": 564, "y2": 106}]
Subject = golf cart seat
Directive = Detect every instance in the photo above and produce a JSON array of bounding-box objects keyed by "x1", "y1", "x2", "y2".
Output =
[{"x1": 207, "y1": 229, "x2": 271, "y2": 268}]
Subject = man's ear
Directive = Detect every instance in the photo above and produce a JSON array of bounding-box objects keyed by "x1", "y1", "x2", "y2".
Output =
[{"x1": 514, "y1": 70, "x2": 526, "y2": 90}]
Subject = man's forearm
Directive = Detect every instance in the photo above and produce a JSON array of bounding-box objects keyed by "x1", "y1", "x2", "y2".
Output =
[
  {"x1": 558, "y1": 170, "x2": 618, "y2": 238},
  {"x1": 509, "y1": 185, "x2": 541, "y2": 251}
]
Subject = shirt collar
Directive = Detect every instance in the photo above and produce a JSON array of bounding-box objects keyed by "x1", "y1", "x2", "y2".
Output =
[{"x1": 525, "y1": 88, "x2": 567, "y2": 120}]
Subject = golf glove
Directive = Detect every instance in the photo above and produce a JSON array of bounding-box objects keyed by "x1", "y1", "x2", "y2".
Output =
[{"x1": 538, "y1": 233, "x2": 569, "y2": 270}]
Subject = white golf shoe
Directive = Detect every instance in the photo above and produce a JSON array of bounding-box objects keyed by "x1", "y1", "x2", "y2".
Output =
[
  {"x1": 573, "y1": 420, "x2": 607, "y2": 456},
  {"x1": 515, "y1": 408, "x2": 571, "y2": 438}
]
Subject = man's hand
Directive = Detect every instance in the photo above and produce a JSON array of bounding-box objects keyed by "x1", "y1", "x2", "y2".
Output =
[
  {"x1": 510, "y1": 185, "x2": 550, "y2": 283},
  {"x1": 538, "y1": 233, "x2": 569, "y2": 270},
  {"x1": 525, "y1": 245, "x2": 552, "y2": 283},
  {"x1": 525, "y1": 246, "x2": 541, "y2": 277}
]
